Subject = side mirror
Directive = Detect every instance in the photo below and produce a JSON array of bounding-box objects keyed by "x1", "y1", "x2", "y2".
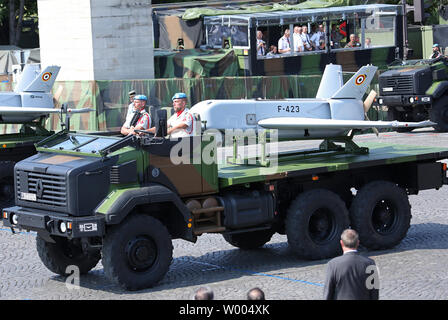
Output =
[{"x1": 155, "y1": 109, "x2": 167, "y2": 137}]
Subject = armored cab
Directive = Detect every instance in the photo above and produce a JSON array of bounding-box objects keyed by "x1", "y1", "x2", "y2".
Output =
[{"x1": 377, "y1": 58, "x2": 448, "y2": 132}]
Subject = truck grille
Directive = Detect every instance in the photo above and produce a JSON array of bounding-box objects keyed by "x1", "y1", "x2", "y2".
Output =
[
  {"x1": 17, "y1": 170, "x2": 67, "y2": 207},
  {"x1": 382, "y1": 76, "x2": 414, "y2": 95}
]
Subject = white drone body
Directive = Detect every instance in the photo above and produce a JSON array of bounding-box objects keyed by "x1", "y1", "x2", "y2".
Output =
[
  {"x1": 0, "y1": 64, "x2": 62, "y2": 123},
  {"x1": 190, "y1": 64, "x2": 434, "y2": 139}
]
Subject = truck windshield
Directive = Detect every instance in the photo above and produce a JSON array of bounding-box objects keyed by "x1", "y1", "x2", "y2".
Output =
[{"x1": 43, "y1": 134, "x2": 118, "y2": 153}]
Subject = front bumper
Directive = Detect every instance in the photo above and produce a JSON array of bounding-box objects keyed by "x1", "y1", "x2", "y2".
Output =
[
  {"x1": 376, "y1": 95, "x2": 432, "y2": 107},
  {"x1": 2, "y1": 206, "x2": 105, "y2": 239}
]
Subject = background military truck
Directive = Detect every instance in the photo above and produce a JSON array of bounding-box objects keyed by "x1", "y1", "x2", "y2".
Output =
[
  {"x1": 376, "y1": 57, "x2": 448, "y2": 132},
  {"x1": 0, "y1": 118, "x2": 54, "y2": 209},
  {"x1": 0, "y1": 65, "x2": 61, "y2": 210},
  {"x1": 2, "y1": 116, "x2": 448, "y2": 290}
]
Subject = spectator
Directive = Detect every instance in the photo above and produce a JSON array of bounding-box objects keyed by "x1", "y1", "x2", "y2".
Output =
[
  {"x1": 324, "y1": 229, "x2": 379, "y2": 300},
  {"x1": 318, "y1": 39, "x2": 326, "y2": 51},
  {"x1": 311, "y1": 24, "x2": 325, "y2": 49},
  {"x1": 256, "y1": 30, "x2": 266, "y2": 56},
  {"x1": 301, "y1": 25, "x2": 313, "y2": 51},
  {"x1": 266, "y1": 45, "x2": 278, "y2": 57},
  {"x1": 293, "y1": 26, "x2": 304, "y2": 52},
  {"x1": 345, "y1": 34, "x2": 360, "y2": 48},
  {"x1": 194, "y1": 287, "x2": 214, "y2": 300},
  {"x1": 278, "y1": 28, "x2": 291, "y2": 54},
  {"x1": 330, "y1": 24, "x2": 343, "y2": 48},
  {"x1": 247, "y1": 287, "x2": 265, "y2": 300},
  {"x1": 365, "y1": 37, "x2": 372, "y2": 48}
]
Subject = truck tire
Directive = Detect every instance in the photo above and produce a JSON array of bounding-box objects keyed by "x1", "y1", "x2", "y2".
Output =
[
  {"x1": 389, "y1": 109, "x2": 414, "y2": 132},
  {"x1": 349, "y1": 181, "x2": 411, "y2": 250},
  {"x1": 102, "y1": 214, "x2": 173, "y2": 291},
  {"x1": 36, "y1": 235, "x2": 100, "y2": 276},
  {"x1": 430, "y1": 95, "x2": 448, "y2": 132},
  {"x1": 0, "y1": 176, "x2": 14, "y2": 209},
  {"x1": 285, "y1": 189, "x2": 349, "y2": 260},
  {"x1": 223, "y1": 229, "x2": 274, "y2": 250}
]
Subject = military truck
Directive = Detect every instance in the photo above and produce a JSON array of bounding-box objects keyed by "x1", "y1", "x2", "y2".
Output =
[
  {"x1": 2, "y1": 117, "x2": 448, "y2": 290},
  {"x1": 0, "y1": 118, "x2": 54, "y2": 209},
  {"x1": 376, "y1": 57, "x2": 448, "y2": 132}
]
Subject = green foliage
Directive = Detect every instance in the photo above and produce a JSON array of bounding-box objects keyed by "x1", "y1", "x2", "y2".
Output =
[{"x1": 0, "y1": 0, "x2": 38, "y2": 45}]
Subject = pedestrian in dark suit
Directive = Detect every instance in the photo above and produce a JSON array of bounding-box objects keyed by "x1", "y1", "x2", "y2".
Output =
[{"x1": 324, "y1": 229, "x2": 379, "y2": 300}]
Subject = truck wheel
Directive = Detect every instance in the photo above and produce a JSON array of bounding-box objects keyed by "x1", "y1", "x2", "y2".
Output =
[
  {"x1": 349, "y1": 181, "x2": 411, "y2": 250},
  {"x1": 285, "y1": 189, "x2": 349, "y2": 260},
  {"x1": 102, "y1": 214, "x2": 173, "y2": 291},
  {"x1": 0, "y1": 176, "x2": 14, "y2": 209},
  {"x1": 389, "y1": 109, "x2": 414, "y2": 132},
  {"x1": 430, "y1": 95, "x2": 448, "y2": 132},
  {"x1": 223, "y1": 229, "x2": 274, "y2": 250},
  {"x1": 36, "y1": 235, "x2": 100, "y2": 276}
]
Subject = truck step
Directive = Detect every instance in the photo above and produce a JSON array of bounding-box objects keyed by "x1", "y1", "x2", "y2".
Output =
[
  {"x1": 194, "y1": 225, "x2": 226, "y2": 235},
  {"x1": 191, "y1": 206, "x2": 225, "y2": 235}
]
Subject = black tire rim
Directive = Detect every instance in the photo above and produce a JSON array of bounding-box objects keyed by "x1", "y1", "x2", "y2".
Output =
[
  {"x1": 125, "y1": 236, "x2": 158, "y2": 272},
  {"x1": 371, "y1": 199, "x2": 398, "y2": 235},
  {"x1": 57, "y1": 238, "x2": 84, "y2": 260},
  {"x1": 308, "y1": 208, "x2": 336, "y2": 245}
]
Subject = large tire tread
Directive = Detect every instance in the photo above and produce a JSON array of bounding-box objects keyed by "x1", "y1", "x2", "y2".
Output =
[
  {"x1": 102, "y1": 214, "x2": 173, "y2": 291},
  {"x1": 285, "y1": 189, "x2": 350, "y2": 260},
  {"x1": 36, "y1": 235, "x2": 100, "y2": 276},
  {"x1": 350, "y1": 180, "x2": 411, "y2": 250}
]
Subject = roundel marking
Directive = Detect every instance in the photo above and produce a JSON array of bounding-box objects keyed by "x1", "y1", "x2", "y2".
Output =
[
  {"x1": 42, "y1": 72, "x2": 52, "y2": 81},
  {"x1": 355, "y1": 74, "x2": 367, "y2": 86}
]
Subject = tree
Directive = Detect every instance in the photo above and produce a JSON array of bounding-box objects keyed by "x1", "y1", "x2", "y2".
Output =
[{"x1": 0, "y1": 0, "x2": 37, "y2": 46}]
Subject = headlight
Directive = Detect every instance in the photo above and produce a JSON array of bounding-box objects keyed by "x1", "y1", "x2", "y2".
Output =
[
  {"x1": 378, "y1": 98, "x2": 383, "y2": 105},
  {"x1": 59, "y1": 221, "x2": 67, "y2": 233},
  {"x1": 409, "y1": 97, "x2": 414, "y2": 103},
  {"x1": 11, "y1": 213, "x2": 18, "y2": 225}
]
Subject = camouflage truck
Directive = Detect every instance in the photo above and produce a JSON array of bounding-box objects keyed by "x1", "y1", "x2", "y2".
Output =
[
  {"x1": 2, "y1": 115, "x2": 448, "y2": 290},
  {"x1": 376, "y1": 57, "x2": 448, "y2": 132}
]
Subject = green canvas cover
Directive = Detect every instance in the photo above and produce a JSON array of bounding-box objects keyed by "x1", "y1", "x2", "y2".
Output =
[
  {"x1": 182, "y1": 0, "x2": 351, "y2": 20},
  {"x1": 154, "y1": 48, "x2": 240, "y2": 78}
]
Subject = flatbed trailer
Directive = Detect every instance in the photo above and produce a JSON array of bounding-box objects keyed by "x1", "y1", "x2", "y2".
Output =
[
  {"x1": 2, "y1": 132, "x2": 447, "y2": 290},
  {"x1": 218, "y1": 142, "x2": 448, "y2": 188}
]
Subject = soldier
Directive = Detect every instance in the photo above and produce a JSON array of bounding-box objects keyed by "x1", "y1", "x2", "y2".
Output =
[
  {"x1": 121, "y1": 94, "x2": 154, "y2": 135},
  {"x1": 124, "y1": 90, "x2": 136, "y2": 121},
  {"x1": 429, "y1": 44, "x2": 442, "y2": 59},
  {"x1": 167, "y1": 92, "x2": 195, "y2": 138}
]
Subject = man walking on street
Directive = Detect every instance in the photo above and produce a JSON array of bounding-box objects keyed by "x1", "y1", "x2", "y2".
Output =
[{"x1": 324, "y1": 229, "x2": 379, "y2": 300}]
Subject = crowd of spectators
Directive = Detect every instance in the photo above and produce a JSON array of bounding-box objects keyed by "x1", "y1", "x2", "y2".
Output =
[{"x1": 257, "y1": 22, "x2": 373, "y2": 58}]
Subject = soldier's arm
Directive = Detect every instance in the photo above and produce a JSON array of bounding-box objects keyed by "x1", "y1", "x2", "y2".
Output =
[
  {"x1": 121, "y1": 125, "x2": 135, "y2": 136},
  {"x1": 167, "y1": 122, "x2": 188, "y2": 135}
]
